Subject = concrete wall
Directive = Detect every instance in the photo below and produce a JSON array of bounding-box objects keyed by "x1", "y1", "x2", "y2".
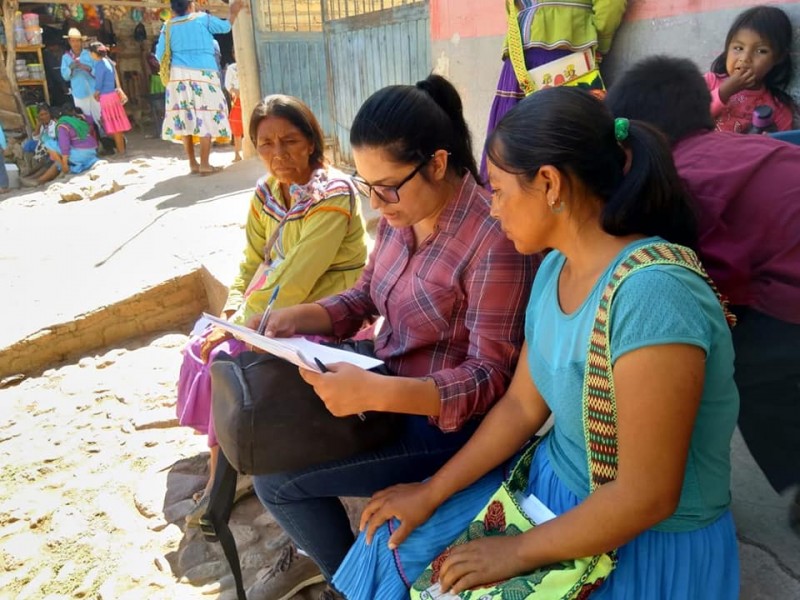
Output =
[
  {"x1": 430, "y1": 0, "x2": 800, "y2": 154},
  {"x1": 0, "y1": 269, "x2": 213, "y2": 379}
]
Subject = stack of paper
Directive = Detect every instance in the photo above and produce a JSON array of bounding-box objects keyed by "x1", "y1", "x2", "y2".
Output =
[{"x1": 202, "y1": 313, "x2": 384, "y2": 373}]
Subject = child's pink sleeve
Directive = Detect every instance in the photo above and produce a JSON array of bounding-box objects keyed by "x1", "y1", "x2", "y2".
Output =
[
  {"x1": 704, "y1": 72, "x2": 726, "y2": 117},
  {"x1": 773, "y1": 100, "x2": 795, "y2": 131}
]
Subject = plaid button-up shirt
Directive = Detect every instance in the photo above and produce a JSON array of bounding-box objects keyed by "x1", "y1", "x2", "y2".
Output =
[{"x1": 319, "y1": 175, "x2": 538, "y2": 432}]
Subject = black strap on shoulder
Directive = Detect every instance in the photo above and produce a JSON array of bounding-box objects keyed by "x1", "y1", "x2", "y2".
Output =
[{"x1": 200, "y1": 450, "x2": 247, "y2": 600}]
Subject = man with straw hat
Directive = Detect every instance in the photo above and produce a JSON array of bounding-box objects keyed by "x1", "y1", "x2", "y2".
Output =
[{"x1": 60, "y1": 27, "x2": 102, "y2": 130}]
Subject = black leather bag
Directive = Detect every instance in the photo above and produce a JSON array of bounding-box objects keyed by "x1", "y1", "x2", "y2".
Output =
[
  {"x1": 204, "y1": 340, "x2": 399, "y2": 600},
  {"x1": 209, "y1": 339, "x2": 398, "y2": 475}
]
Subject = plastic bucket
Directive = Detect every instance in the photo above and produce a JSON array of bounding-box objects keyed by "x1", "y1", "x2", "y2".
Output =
[
  {"x1": 22, "y1": 13, "x2": 39, "y2": 28},
  {"x1": 25, "y1": 26, "x2": 42, "y2": 45}
]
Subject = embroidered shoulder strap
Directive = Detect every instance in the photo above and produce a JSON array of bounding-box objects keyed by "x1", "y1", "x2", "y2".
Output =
[
  {"x1": 582, "y1": 242, "x2": 735, "y2": 491},
  {"x1": 259, "y1": 172, "x2": 358, "y2": 264},
  {"x1": 506, "y1": 0, "x2": 536, "y2": 96}
]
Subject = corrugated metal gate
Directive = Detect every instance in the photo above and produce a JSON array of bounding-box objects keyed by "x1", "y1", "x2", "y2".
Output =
[
  {"x1": 322, "y1": 1, "x2": 431, "y2": 166},
  {"x1": 252, "y1": 1, "x2": 430, "y2": 166},
  {"x1": 253, "y1": 2, "x2": 332, "y2": 134}
]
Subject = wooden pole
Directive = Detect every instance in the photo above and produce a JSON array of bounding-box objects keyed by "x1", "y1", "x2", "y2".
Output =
[
  {"x1": 2, "y1": 0, "x2": 31, "y2": 133},
  {"x1": 231, "y1": 1, "x2": 259, "y2": 159}
]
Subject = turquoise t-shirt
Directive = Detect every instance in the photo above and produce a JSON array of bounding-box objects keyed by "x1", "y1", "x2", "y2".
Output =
[{"x1": 526, "y1": 237, "x2": 739, "y2": 532}]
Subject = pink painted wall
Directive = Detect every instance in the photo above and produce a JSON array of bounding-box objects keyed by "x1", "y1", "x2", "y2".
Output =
[{"x1": 431, "y1": 0, "x2": 799, "y2": 40}]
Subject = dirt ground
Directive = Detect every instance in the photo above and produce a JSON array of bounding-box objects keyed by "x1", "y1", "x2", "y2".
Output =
[{"x1": 0, "y1": 134, "x2": 335, "y2": 600}]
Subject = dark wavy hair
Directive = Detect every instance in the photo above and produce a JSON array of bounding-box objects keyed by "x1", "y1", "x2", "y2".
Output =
[
  {"x1": 350, "y1": 74, "x2": 480, "y2": 183},
  {"x1": 710, "y1": 5, "x2": 794, "y2": 108},
  {"x1": 606, "y1": 55, "x2": 715, "y2": 144},
  {"x1": 487, "y1": 87, "x2": 698, "y2": 248},
  {"x1": 248, "y1": 95, "x2": 326, "y2": 167},
  {"x1": 170, "y1": 0, "x2": 193, "y2": 16}
]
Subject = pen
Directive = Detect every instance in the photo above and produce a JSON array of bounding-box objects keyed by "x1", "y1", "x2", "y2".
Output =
[
  {"x1": 314, "y1": 357, "x2": 367, "y2": 421},
  {"x1": 256, "y1": 285, "x2": 281, "y2": 335}
]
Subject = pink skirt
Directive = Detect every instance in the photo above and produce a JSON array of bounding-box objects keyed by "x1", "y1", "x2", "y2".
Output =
[
  {"x1": 176, "y1": 324, "x2": 248, "y2": 448},
  {"x1": 99, "y1": 91, "x2": 131, "y2": 134}
]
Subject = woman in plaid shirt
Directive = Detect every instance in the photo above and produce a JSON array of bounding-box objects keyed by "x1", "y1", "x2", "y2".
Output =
[{"x1": 246, "y1": 75, "x2": 538, "y2": 599}]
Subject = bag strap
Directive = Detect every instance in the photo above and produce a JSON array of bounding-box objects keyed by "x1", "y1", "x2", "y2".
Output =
[
  {"x1": 506, "y1": 0, "x2": 535, "y2": 96},
  {"x1": 582, "y1": 242, "x2": 736, "y2": 491},
  {"x1": 261, "y1": 176, "x2": 358, "y2": 262},
  {"x1": 200, "y1": 450, "x2": 248, "y2": 600},
  {"x1": 164, "y1": 21, "x2": 171, "y2": 53}
]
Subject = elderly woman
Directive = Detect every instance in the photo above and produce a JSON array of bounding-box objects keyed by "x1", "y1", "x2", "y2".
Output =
[
  {"x1": 178, "y1": 94, "x2": 369, "y2": 525},
  {"x1": 155, "y1": 0, "x2": 246, "y2": 175}
]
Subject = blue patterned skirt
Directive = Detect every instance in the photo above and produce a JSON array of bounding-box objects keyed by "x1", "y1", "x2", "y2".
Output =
[
  {"x1": 333, "y1": 444, "x2": 740, "y2": 599},
  {"x1": 162, "y1": 65, "x2": 231, "y2": 144}
]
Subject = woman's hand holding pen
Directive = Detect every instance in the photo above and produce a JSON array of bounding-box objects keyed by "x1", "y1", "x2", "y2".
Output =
[
  {"x1": 244, "y1": 307, "x2": 297, "y2": 338},
  {"x1": 299, "y1": 363, "x2": 380, "y2": 417}
]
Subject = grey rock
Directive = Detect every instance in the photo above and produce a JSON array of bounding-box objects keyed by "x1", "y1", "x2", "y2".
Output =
[
  {"x1": 164, "y1": 473, "x2": 207, "y2": 507},
  {"x1": 180, "y1": 560, "x2": 228, "y2": 586},
  {"x1": 177, "y1": 539, "x2": 216, "y2": 573},
  {"x1": 229, "y1": 524, "x2": 260, "y2": 548},
  {"x1": 163, "y1": 498, "x2": 196, "y2": 524}
]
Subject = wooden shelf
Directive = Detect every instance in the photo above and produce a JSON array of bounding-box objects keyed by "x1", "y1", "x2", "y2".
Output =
[
  {"x1": 2, "y1": 44, "x2": 50, "y2": 104},
  {"x1": 4, "y1": 45, "x2": 44, "y2": 51}
]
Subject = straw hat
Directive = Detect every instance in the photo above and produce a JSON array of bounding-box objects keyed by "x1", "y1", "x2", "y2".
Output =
[{"x1": 63, "y1": 27, "x2": 87, "y2": 40}]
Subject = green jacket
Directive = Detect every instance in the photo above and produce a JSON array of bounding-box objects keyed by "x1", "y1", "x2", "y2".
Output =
[{"x1": 224, "y1": 168, "x2": 368, "y2": 325}]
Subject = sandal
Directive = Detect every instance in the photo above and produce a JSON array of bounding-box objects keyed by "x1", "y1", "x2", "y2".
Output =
[
  {"x1": 198, "y1": 165, "x2": 223, "y2": 177},
  {"x1": 185, "y1": 493, "x2": 210, "y2": 527},
  {"x1": 185, "y1": 477, "x2": 254, "y2": 528}
]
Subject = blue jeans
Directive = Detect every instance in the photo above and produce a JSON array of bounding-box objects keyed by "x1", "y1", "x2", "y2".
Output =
[{"x1": 253, "y1": 416, "x2": 479, "y2": 580}]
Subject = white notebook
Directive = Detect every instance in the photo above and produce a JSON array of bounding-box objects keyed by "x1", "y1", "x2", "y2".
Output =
[{"x1": 202, "y1": 313, "x2": 384, "y2": 373}]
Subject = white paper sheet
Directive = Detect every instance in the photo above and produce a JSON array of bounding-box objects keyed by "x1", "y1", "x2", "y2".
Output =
[{"x1": 202, "y1": 313, "x2": 384, "y2": 373}]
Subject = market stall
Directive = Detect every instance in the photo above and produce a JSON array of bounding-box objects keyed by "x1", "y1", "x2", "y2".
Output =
[{"x1": 0, "y1": 0, "x2": 229, "y2": 134}]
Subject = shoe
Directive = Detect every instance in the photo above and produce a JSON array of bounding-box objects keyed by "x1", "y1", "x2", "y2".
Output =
[
  {"x1": 198, "y1": 165, "x2": 223, "y2": 177},
  {"x1": 185, "y1": 493, "x2": 210, "y2": 528},
  {"x1": 318, "y1": 585, "x2": 345, "y2": 600},
  {"x1": 247, "y1": 545, "x2": 325, "y2": 600}
]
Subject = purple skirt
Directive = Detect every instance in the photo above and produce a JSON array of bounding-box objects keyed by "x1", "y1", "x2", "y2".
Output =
[
  {"x1": 176, "y1": 323, "x2": 247, "y2": 448},
  {"x1": 480, "y1": 47, "x2": 572, "y2": 184}
]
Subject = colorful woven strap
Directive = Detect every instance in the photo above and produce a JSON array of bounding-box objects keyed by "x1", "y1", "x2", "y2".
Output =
[
  {"x1": 506, "y1": 0, "x2": 536, "y2": 95},
  {"x1": 582, "y1": 242, "x2": 736, "y2": 491}
]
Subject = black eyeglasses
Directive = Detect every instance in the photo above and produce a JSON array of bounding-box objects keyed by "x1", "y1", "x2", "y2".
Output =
[{"x1": 352, "y1": 155, "x2": 433, "y2": 204}]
